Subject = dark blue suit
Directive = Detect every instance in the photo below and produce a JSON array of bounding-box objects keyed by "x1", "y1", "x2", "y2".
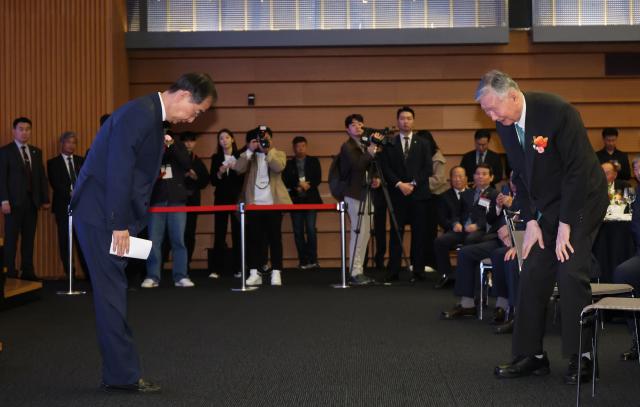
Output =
[{"x1": 71, "y1": 93, "x2": 164, "y2": 385}]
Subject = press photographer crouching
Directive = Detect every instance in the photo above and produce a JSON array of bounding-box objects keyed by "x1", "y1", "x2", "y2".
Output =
[{"x1": 235, "y1": 126, "x2": 291, "y2": 286}]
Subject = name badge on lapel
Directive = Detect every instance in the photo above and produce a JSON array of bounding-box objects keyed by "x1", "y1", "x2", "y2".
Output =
[{"x1": 478, "y1": 197, "x2": 490, "y2": 210}]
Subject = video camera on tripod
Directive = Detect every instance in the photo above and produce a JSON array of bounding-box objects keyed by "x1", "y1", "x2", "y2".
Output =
[{"x1": 360, "y1": 127, "x2": 394, "y2": 148}]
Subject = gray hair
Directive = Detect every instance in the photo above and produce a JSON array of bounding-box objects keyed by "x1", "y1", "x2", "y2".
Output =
[
  {"x1": 475, "y1": 70, "x2": 520, "y2": 101},
  {"x1": 59, "y1": 131, "x2": 76, "y2": 144}
]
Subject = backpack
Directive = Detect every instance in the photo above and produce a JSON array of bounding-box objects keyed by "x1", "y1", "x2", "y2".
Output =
[{"x1": 328, "y1": 154, "x2": 348, "y2": 202}]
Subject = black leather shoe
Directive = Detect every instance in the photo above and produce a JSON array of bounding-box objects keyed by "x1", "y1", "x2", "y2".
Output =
[
  {"x1": 102, "y1": 378, "x2": 161, "y2": 393},
  {"x1": 441, "y1": 304, "x2": 477, "y2": 320},
  {"x1": 410, "y1": 270, "x2": 426, "y2": 283},
  {"x1": 383, "y1": 272, "x2": 399, "y2": 283},
  {"x1": 494, "y1": 319, "x2": 514, "y2": 334},
  {"x1": 564, "y1": 354, "x2": 594, "y2": 385},
  {"x1": 621, "y1": 343, "x2": 639, "y2": 361},
  {"x1": 434, "y1": 275, "x2": 451, "y2": 289},
  {"x1": 490, "y1": 307, "x2": 506, "y2": 325},
  {"x1": 495, "y1": 353, "x2": 550, "y2": 378}
]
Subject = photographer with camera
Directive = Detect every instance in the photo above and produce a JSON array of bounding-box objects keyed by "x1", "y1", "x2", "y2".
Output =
[
  {"x1": 378, "y1": 106, "x2": 433, "y2": 283},
  {"x1": 337, "y1": 114, "x2": 383, "y2": 285},
  {"x1": 235, "y1": 126, "x2": 291, "y2": 286}
]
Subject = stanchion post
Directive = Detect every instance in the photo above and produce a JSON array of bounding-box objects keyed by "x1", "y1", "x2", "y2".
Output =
[
  {"x1": 332, "y1": 201, "x2": 349, "y2": 289},
  {"x1": 232, "y1": 202, "x2": 258, "y2": 292},
  {"x1": 57, "y1": 206, "x2": 86, "y2": 296}
]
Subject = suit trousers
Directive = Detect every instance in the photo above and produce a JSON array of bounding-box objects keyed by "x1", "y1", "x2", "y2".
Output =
[
  {"x1": 290, "y1": 210, "x2": 318, "y2": 265},
  {"x1": 74, "y1": 219, "x2": 141, "y2": 386},
  {"x1": 372, "y1": 188, "x2": 387, "y2": 267},
  {"x1": 388, "y1": 197, "x2": 427, "y2": 275},
  {"x1": 613, "y1": 254, "x2": 640, "y2": 334},
  {"x1": 3, "y1": 200, "x2": 38, "y2": 278},
  {"x1": 213, "y1": 211, "x2": 241, "y2": 273},
  {"x1": 435, "y1": 230, "x2": 486, "y2": 278},
  {"x1": 454, "y1": 238, "x2": 501, "y2": 298},
  {"x1": 490, "y1": 246, "x2": 520, "y2": 307},
  {"x1": 513, "y1": 209, "x2": 605, "y2": 358},
  {"x1": 55, "y1": 211, "x2": 90, "y2": 281},
  {"x1": 421, "y1": 197, "x2": 438, "y2": 268}
]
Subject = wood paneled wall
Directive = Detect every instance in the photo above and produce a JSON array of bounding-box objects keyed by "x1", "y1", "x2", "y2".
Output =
[
  {"x1": 0, "y1": 0, "x2": 128, "y2": 279},
  {"x1": 129, "y1": 31, "x2": 640, "y2": 269}
]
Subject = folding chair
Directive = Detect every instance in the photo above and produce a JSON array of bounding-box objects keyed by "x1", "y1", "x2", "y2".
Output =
[{"x1": 576, "y1": 297, "x2": 640, "y2": 406}]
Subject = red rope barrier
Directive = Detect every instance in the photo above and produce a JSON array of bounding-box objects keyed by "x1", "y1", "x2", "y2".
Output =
[{"x1": 149, "y1": 203, "x2": 339, "y2": 213}]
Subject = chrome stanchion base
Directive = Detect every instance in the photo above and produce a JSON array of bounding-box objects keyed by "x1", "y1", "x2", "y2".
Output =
[
  {"x1": 231, "y1": 286, "x2": 259, "y2": 292},
  {"x1": 331, "y1": 283, "x2": 350, "y2": 289},
  {"x1": 56, "y1": 290, "x2": 87, "y2": 296}
]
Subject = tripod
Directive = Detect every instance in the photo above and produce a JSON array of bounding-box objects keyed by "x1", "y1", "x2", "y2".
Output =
[{"x1": 348, "y1": 150, "x2": 410, "y2": 281}]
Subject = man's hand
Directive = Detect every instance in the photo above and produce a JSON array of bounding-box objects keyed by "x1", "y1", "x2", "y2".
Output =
[
  {"x1": 496, "y1": 193, "x2": 513, "y2": 209},
  {"x1": 504, "y1": 247, "x2": 517, "y2": 262},
  {"x1": 397, "y1": 182, "x2": 414, "y2": 196},
  {"x1": 1, "y1": 201, "x2": 11, "y2": 214},
  {"x1": 497, "y1": 224, "x2": 511, "y2": 247},
  {"x1": 164, "y1": 134, "x2": 174, "y2": 147},
  {"x1": 522, "y1": 220, "x2": 544, "y2": 259},
  {"x1": 452, "y1": 223, "x2": 463, "y2": 233},
  {"x1": 186, "y1": 169, "x2": 198, "y2": 180},
  {"x1": 465, "y1": 223, "x2": 478, "y2": 233},
  {"x1": 112, "y1": 229, "x2": 130, "y2": 257},
  {"x1": 556, "y1": 221, "x2": 574, "y2": 263},
  {"x1": 366, "y1": 144, "x2": 378, "y2": 156},
  {"x1": 299, "y1": 181, "x2": 311, "y2": 191},
  {"x1": 371, "y1": 177, "x2": 381, "y2": 189}
]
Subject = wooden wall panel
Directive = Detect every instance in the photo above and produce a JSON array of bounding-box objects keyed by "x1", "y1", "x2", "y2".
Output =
[
  {"x1": 1, "y1": 0, "x2": 128, "y2": 279},
  {"x1": 128, "y1": 31, "x2": 640, "y2": 268}
]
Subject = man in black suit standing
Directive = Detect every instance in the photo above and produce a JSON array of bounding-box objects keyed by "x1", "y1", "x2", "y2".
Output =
[
  {"x1": 460, "y1": 129, "x2": 504, "y2": 186},
  {"x1": 47, "y1": 131, "x2": 89, "y2": 282},
  {"x1": 476, "y1": 70, "x2": 608, "y2": 385},
  {"x1": 0, "y1": 117, "x2": 49, "y2": 281},
  {"x1": 71, "y1": 73, "x2": 217, "y2": 393},
  {"x1": 596, "y1": 127, "x2": 631, "y2": 181},
  {"x1": 379, "y1": 106, "x2": 433, "y2": 282}
]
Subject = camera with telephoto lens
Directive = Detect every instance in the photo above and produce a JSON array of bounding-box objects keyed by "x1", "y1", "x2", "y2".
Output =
[
  {"x1": 360, "y1": 127, "x2": 392, "y2": 147},
  {"x1": 257, "y1": 125, "x2": 271, "y2": 149}
]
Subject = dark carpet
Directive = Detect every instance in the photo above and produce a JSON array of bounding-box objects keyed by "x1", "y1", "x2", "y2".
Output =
[{"x1": 1, "y1": 269, "x2": 639, "y2": 407}]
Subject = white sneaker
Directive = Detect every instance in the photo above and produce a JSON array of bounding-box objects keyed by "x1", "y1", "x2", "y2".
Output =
[
  {"x1": 424, "y1": 266, "x2": 436, "y2": 273},
  {"x1": 175, "y1": 278, "x2": 195, "y2": 287},
  {"x1": 208, "y1": 272, "x2": 220, "y2": 279},
  {"x1": 246, "y1": 269, "x2": 262, "y2": 286},
  {"x1": 141, "y1": 278, "x2": 158, "y2": 288},
  {"x1": 271, "y1": 269, "x2": 282, "y2": 286}
]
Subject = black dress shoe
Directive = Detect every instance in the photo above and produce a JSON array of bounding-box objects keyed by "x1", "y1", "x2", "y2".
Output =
[
  {"x1": 494, "y1": 319, "x2": 514, "y2": 334},
  {"x1": 564, "y1": 354, "x2": 595, "y2": 385},
  {"x1": 102, "y1": 378, "x2": 161, "y2": 393},
  {"x1": 495, "y1": 353, "x2": 550, "y2": 378},
  {"x1": 490, "y1": 307, "x2": 506, "y2": 325},
  {"x1": 411, "y1": 270, "x2": 426, "y2": 282},
  {"x1": 441, "y1": 304, "x2": 477, "y2": 320},
  {"x1": 434, "y1": 275, "x2": 451, "y2": 289},
  {"x1": 383, "y1": 272, "x2": 399, "y2": 283}
]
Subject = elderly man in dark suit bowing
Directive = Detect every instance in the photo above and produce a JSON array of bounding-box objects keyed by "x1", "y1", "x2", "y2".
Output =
[
  {"x1": 476, "y1": 70, "x2": 608, "y2": 385},
  {"x1": 71, "y1": 73, "x2": 217, "y2": 393}
]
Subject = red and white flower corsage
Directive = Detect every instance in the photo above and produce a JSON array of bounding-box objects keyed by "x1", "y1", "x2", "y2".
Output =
[{"x1": 532, "y1": 136, "x2": 548, "y2": 153}]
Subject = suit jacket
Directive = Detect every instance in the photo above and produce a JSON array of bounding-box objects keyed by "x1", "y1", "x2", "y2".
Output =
[
  {"x1": 149, "y1": 141, "x2": 192, "y2": 205},
  {"x1": 47, "y1": 154, "x2": 84, "y2": 215},
  {"x1": 379, "y1": 133, "x2": 433, "y2": 202},
  {"x1": 460, "y1": 187, "x2": 499, "y2": 233},
  {"x1": 70, "y1": 93, "x2": 165, "y2": 235},
  {"x1": 495, "y1": 92, "x2": 608, "y2": 227},
  {"x1": 185, "y1": 153, "x2": 209, "y2": 206},
  {"x1": 437, "y1": 188, "x2": 465, "y2": 231},
  {"x1": 283, "y1": 156, "x2": 323, "y2": 204},
  {"x1": 596, "y1": 148, "x2": 631, "y2": 181},
  {"x1": 234, "y1": 148, "x2": 292, "y2": 205},
  {"x1": 460, "y1": 149, "x2": 504, "y2": 185},
  {"x1": 210, "y1": 151, "x2": 244, "y2": 205},
  {"x1": 0, "y1": 142, "x2": 49, "y2": 207}
]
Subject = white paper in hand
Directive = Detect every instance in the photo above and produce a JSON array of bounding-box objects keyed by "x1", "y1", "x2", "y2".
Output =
[{"x1": 109, "y1": 236, "x2": 153, "y2": 259}]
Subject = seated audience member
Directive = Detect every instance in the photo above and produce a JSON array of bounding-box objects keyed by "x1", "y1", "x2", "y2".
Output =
[
  {"x1": 181, "y1": 132, "x2": 209, "y2": 272},
  {"x1": 338, "y1": 114, "x2": 380, "y2": 285},
  {"x1": 440, "y1": 179, "x2": 518, "y2": 321},
  {"x1": 434, "y1": 166, "x2": 467, "y2": 288},
  {"x1": 596, "y1": 127, "x2": 631, "y2": 181},
  {"x1": 47, "y1": 131, "x2": 89, "y2": 282},
  {"x1": 283, "y1": 136, "x2": 322, "y2": 270},
  {"x1": 433, "y1": 163, "x2": 498, "y2": 287},
  {"x1": 142, "y1": 129, "x2": 194, "y2": 288},
  {"x1": 460, "y1": 129, "x2": 504, "y2": 186},
  {"x1": 210, "y1": 129, "x2": 244, "y2": 278},
  {"x1": 612, "y1": 156, "x2": 640, "y2": 360},
  {"x1": 601, "y1": 161, "x2": 630, "y2": 201},
  {"x1": 235, "y1": 126, "x2": 291, "y2": 286}
]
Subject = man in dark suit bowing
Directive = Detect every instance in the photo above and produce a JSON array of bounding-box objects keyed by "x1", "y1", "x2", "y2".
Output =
[
  {"x1": 0, "y1": 117, "x2": 50, "y2": 281},
  {"x1": 70, "y1": 73, "x2": 217, "y2": 393},
  {"x1": 47, "y1": 131, "x2": 89, "y2": 282},
  {"x1": 476, "y1": 70, "x2": 608, "y2": 385},
  {"x1": 379, "y1": 106, "x2": 433, "y2": 283}
]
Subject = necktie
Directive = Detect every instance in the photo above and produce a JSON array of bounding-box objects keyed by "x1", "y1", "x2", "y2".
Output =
[
  {"x1": 477, "y1": 152, "x2": 484, "y2": 164},
  {"x1": 21, "y1": 146, "x2": 32, "y2": 191},
  {"x1": 67, "y1": 156, "x2": 77, "y2": 184},
  {"x1": 514, "y1": 124, "x2": 525, "y2": 149},
  {"x1": 473, "y1": 189, "x2": 481, "y2": 205},
  {"x1": 403, "y1": 136, "x2": 410, "y2": 160}
]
